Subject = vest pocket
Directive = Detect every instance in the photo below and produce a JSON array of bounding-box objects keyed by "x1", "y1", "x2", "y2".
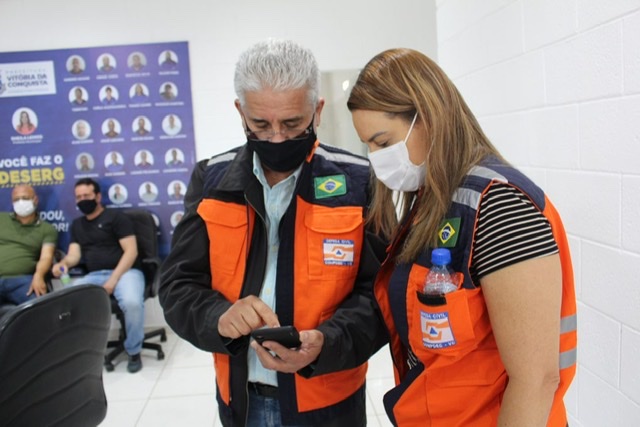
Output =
[
  {"x1": 198, "y1": 200, "x2": 248, "y2": 277},
  {"x1": 423, "y1": 350, "x2": 506, "y2": 424},
  {"x1": 302, "y1": 206, "x2": 363, "y2": 281},
  {"x1": 406, "y1": 264, "x2": 478, "y2": 364}
]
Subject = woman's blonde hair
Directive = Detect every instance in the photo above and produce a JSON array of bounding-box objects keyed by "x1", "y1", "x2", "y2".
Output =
[{"x1": 347, "y1": 48, "x2": 504, "y2": 263}]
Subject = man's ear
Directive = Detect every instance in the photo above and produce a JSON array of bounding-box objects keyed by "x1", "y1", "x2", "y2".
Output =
[
  {"x1": 235, "y1": 99, "x2": 250, "y2": 130},
  {"x1": 314, "y1": 98, "x2": 325, "y2": 128}
]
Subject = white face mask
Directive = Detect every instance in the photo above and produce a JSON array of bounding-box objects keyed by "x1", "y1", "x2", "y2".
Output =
[
  {"x1": 368, "y1": 113, "x2": 426, "y2": 192},
  {"x1": 13, "y1": 199, "x2": 36, "y2": 217}
]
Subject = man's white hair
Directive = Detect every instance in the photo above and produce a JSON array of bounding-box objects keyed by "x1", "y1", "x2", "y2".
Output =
[{"x1": 234, "y1": 39, "x2": 320, "y2": 107}]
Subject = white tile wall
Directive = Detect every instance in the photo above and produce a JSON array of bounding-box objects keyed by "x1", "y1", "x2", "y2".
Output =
[
  {"x1": 581, "y1": 243, "x2": 640, "y2": 330},
  {"x1": 523, "y1": 0, "x2": 578, "y2": 50},
  {"x1": 624, "y1": 12, "x2": 640, "y2": 93},
  {"x1": 479, "y1": 113, "x2": 529, "y2": 165},
  {"x1": 524, "y1": 105, "x2": 580, "y2": 169},
  {"x1": 438, "y1": 1, "x2": 523, "y2": 78},
  {"x1": 545, "y1": 171, "x2": 620, "y2": 246},
  {"x1": 437, "y1": 1, "x2": 640, "y2": 425},
  {"x1": 436, "y1": 0, "x2": 514, "y2": 44},
  {"x1": 620, "y1": 326, "x2": 640, "y2": 405},
  {"x1": 545, "y1": 23, "x2": 624, "y2": 105},
  {"x1": 578, "y1": 0, "x2": 640, "y2": 31},
  {"x1": 578, "y1": 367, "x2": 640, "y2": 425},
  {"x1": 454, "y1": 51, "x2": 546, "y2": 116},
  {"x1": 622, "y1": 176, "x2": 640, "y2": 252},
  {"x1": 577, "y1": 303, "x2": 621, "y2": 388},
  {"x1": 580, "y1": 96, "x2": 640, "y2": 174},
  {"x1": 568, "y1": 236, "x2": 583, "y2": 298}
]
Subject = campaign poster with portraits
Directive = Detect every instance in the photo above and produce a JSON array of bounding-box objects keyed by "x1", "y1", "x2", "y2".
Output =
[{"x1": 0, "y1": 41, "x2": 194, "y2": 257}]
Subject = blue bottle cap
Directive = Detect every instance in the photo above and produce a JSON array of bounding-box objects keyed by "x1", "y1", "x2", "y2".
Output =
[{"x1": 431, "y1": 248, "x2": 451, "y2": 266}]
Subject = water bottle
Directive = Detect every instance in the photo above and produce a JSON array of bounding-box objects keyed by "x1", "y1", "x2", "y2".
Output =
[
  {"x1": 60, "y1": 266, "x2": 71, "y2": 286},
  {"x1": 423, "y1": 248, "x2": 457, "y2": 295}
]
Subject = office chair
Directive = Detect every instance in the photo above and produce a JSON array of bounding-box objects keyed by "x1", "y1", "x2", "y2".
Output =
[
  {"x1": 103, "y1": 208, "x2": 166, "y2": 371},
  {"x1": 0, "y1": 285, "x2": 110, "y2": 427},
  {"x1": 0, "y1": 270, "x2": 58, "y2": 319}
]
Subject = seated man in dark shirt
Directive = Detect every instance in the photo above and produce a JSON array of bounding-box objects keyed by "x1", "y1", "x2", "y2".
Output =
[{"x1": 52, "y1": 178, "x2": 145, "y2": 373}]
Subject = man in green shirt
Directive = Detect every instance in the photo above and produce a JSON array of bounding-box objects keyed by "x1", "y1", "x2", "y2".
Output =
[{"x1": 0, "y1": 184, "x2": 58, "y2": 305}]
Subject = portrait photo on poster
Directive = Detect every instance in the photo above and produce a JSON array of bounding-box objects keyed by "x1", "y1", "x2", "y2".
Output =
[
  {"x1": 159, "y1": 82, "x2": 177, "y2": 101},
  {"x1": 13, "y1": 108, "x2": 38, "y2": 135},
  {"x1": 128, "y1": 52, "x2": 147, "y2": 72},
  {"x1": 97, "y1": 53, "x2": 117, "y2": 73},
  {"x1": 69, "y1": 86, "x2": 88, "y2": 105},
  {"x1": 159, "y1": 50, "x2": 178, "y2": 69},
  {"x1": 105, "y1": 151, "x2": 124, "y2": 172},
  {"x1": 67, "y1": 55, "x2": 85, "y2": 74},
  {"x1": 100, "y1": 85, "x2": 119, "y2": 105},
  {"x1": 72, "y1": 120, "x2": 91, "y2": 140},
  {"x1": 129, "y1": 83, "x2": 149, "y2": 102},
  {"x1": 109, "y1": 183, "x2": 128, "y2": 205},
  {"x1": 170, "y1": 210, "x2": 184, "y2": 228},
  {"x1": 167, "y1": 180, "x2": 185, "y2": 201},
  {"x1": 165, "y1": 147, "x2": 184, "y2": 166},
  {"x1": 76, "y1": 152, "x2": 95, "y2": 172},
  {"x1": 133, "y1": 116, "x2": 151, "y2": 136},
  {"x1": 102, "y1": 118, "x2": 121, "y2": 138},
  {"x1": 135, "y1": 149, "x2": 154, "y2": 168},
  {"x1": 162, "y1": 113, "x2": 182, "y2": 136},
  {"x1": 139, "y1": 181, "x2": 158, "y2": 203}
]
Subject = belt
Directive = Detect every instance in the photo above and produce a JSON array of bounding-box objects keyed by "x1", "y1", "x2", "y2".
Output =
[{"x1": 248, "y1": 382, "x2": 279, "y2": 399}]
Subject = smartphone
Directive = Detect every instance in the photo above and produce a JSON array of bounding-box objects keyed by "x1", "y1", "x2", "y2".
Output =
[{"x1": 251, "y1": 326, "x2": 301, "y2": 348}]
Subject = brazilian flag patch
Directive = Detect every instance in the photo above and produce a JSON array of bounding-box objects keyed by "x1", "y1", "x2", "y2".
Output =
[
  {"x1": 314, "y1": 175, "x2": 347, "y2": 199},
  {"x1": 437, "y1": 217, "x2": 461, "y2": 247}
]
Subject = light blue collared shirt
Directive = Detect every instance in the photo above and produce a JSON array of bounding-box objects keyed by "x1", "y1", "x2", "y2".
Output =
[{"x1": 247, "y1": 152, "x2": 302, "y2": 386}]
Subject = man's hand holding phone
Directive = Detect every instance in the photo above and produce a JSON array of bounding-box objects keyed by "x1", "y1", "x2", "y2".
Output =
[
  {"x1": 251, "y1": 326, "x2": 301, "y2": 348},
  {"x1": 217, "y1": 295, "x2": 279, "y2": 339},
  {"x1": 251, "y1": 327, "x2": 324, "y2": 374}
]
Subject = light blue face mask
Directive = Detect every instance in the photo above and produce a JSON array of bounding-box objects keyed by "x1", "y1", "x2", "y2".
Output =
[{"x1": 368, "y1": 113, "x2": 426, "y2": 192}]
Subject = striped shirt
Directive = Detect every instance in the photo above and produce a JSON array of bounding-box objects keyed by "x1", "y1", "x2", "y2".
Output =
[{"x1": 469, "y1": 183, "x2": 558, "y2": 284}]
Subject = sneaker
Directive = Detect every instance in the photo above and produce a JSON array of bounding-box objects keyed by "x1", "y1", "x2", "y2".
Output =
[{"x1": 127, "y1": 353, "x2": 142, "y2": 373}]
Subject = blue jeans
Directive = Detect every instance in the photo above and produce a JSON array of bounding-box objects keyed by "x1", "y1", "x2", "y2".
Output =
[
  {"x1": 246, "y1": 387, "x2": 305, "y2": 427},
  {"x1": 0, "y1": 275, "x2": 37, "y2": 305},
  {"x1": 70, "y1": 269, "x2": 145, "y2": 355}
]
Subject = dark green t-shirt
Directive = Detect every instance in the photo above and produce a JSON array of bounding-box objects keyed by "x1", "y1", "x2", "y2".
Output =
[{"x1": 0, "y1": 212, "x2": 58, "y2": 277}]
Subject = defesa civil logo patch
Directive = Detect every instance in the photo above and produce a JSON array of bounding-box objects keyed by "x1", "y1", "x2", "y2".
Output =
[{"x1": 323, "y1": 239, "x2": 354, "y2": 266}]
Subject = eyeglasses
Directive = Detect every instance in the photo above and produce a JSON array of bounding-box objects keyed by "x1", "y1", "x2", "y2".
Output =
[{"x1": 244, "y1": 115, "x2": 314, "y2": 142}]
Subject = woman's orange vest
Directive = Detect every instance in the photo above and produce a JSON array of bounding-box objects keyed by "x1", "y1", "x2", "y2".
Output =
[{"x1": 375, "y1": 160, "x2": 577, "y2": 426}]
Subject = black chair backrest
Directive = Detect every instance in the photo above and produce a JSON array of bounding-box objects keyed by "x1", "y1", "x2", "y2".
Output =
[
  {"x1": 0, "y1": 285, "x2": 110, "y2": 427},
  {"x1": 122, "y1": 208, "x2": 161, "y2": 298}
]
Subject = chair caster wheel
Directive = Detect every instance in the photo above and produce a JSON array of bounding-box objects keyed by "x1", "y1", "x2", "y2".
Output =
[
  {"x1": 104, "y1": 362, "x2": 115, "y2": 372},
  {"x1": 157, "y1": 351, "x2": 165, "y2": 361},
  {"x1": 161, "y1": 332, "x2": 167, "y2": 342}
]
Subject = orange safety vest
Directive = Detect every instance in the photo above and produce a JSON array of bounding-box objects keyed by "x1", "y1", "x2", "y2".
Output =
[
  {"x1": 375, "y1": 159, "x2": 577, "y2": 426},
  {"x1": 196, "y1": 144, "x2": 372, "y2": 422}
]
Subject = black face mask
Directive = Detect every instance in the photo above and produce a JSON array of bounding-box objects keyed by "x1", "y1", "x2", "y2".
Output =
[
  {"x1": 246, "y1": 119, "x2": 317, "y2": 172},
  {"x1": 77, "y1": 199, "x2": 97, "y2": 215}
]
